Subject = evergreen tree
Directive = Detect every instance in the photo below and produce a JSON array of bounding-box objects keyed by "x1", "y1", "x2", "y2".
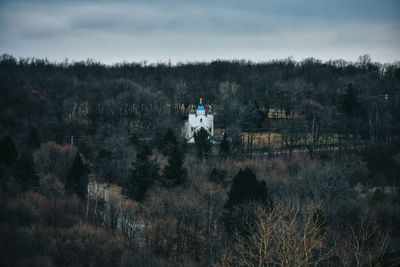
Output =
[
  {"x1": 65, "y1": 152, "x2": 89, "y2": 200},
  {"x1": 163, "y1": 128, "x2": 178, "y2": 145},
  {"x1": 14, "y1": 150, "x2": 40, "y2": 191},
  {"x1": 225, "y1": 167, "x2": 271, "y2": 210},
  {"x1": 124, "y1": 144, "x2": 159, "y2": 201},
  {"x1": 162, "y1": 145, "x2": 187, "y2": 187},
  {"x1": 224, "y1": 167, "x2": 272, "y2": 234},
  {"x1": 159, "y1": 128, "x2": 178, "y2": 156},
  {"x1": 194, "y1": 127, "x2": 212, "y2": 159},
  {"x1": 94, "y1": 149, "x2": 115, "y2": 183},
  {"x1": 0, "y1": 135, "x2": 18, "y2": 166},
  {"x1": 220, "y1": 132, "x2": 230, "y2": 157},
  {"x1": 26, "y1": 127, "x2": 40, "y2": 150},
  {"x1": 339, "y1": 83, "x2": 359, "y2": 116}
]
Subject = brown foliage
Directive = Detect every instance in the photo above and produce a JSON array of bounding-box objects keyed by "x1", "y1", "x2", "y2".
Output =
[
  {"x1": 39, "y1": 174, "x2": 66, "y2": 198},
  {"x1": 143, "y1": 182, "x2": 227, "y2": 265},
  {"x1": 11, "y1": 191, "x2": 81, "y2": 227},
  {"x1": 34, "y1": 141, "x2": 77, "y2": 182},
  {"x1": 54, "y1": 224, "x2": 124, "y2": 267}
]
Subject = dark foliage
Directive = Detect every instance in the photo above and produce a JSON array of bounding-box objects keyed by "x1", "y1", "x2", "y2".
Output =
[
  {"x1": 219, "y1": 132, "x2": 230, "y2": 157},
  {"x1": 65, "y1": 152, "x2": 89, "y2": 199},
  {"x1": 0, "y1": 55, "x2": 400, "y2": 266},
  {"x1": 94, "y1": 149, "x2": 115, "y2": 183},
  {"x1": 225, "y1": 167, "x2": 272, "y2": 210},
  {"x1": 362, "y1": 144, "x2": 400, "y2": 184},
  {"x1": 340, "y1": 83, "x2": 360, "y2": 116},
  {"x1": 159, "y1": 128, "x2": 178, "y2": 156},
  {"x1": 209, "y1": 167, "x2": 226, "y2": 184},
  {"x1": 224, "y1": 168, "x2": 273, "y2": 234},
  {"x1": 162, "y1": 145, "x2": 187, "y2": 187},
  {"x1": 194, "y1": 128, "x2": 212, "y2": 159},
  {"x1": 1, "y1": 54, "x2": 399, "y2": 149},
  {"x1": 124, "y1": 144, "x2": 159, "y2": 201},
  {"x1": 0, "y1": 135, "x2": 17, "y2": 166},
  {"x1": 26, "y1": 127, "x2": 40, "y2": 150},
  {"x1": 14, "y1": 150, "x2": 40, "y2": 191}
]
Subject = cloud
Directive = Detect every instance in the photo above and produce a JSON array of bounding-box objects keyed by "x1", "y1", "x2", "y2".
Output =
[{"x1": 0, "y1": 0, "x2": 399, "y2": 63}]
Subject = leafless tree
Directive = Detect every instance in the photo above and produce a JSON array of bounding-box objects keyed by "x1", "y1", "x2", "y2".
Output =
[
  {"x1": 337, "y1": 216, "x2": 390, "y2": 267},
  {"x1": 221, "y1": 201, "x2": 335, "y2": 267}
]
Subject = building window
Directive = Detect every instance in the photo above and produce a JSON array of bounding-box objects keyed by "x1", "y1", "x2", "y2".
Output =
[
  {"x1": 200, "y1": 118, "x2": 202, "y2": 122},
  {"x1": 191, "y1": 127, "x2": 194, "y2": 132},
  {"x1": 209, "y1": 128, "x2": 211, "y2": 132}
]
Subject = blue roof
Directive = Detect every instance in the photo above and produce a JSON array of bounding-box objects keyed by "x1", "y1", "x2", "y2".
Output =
[{"x1": 197, "y1": 99, "x2": 205, "y2": 110}]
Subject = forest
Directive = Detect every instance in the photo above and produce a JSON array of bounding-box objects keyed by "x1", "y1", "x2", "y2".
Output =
[{"x1": 0, "y1": 53, "x2": 400, "y2": 266}]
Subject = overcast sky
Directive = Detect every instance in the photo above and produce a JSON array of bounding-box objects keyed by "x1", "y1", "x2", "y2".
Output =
[{"x1": 0, "y1": 0, "x2": 399, "y2": 64}]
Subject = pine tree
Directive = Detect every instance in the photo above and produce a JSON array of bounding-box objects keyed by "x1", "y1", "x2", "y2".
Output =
[
  {"x1": 14, "y1": 150, "x2": 40, "y2": 191},
  {"x1": 225, "y1": 167, "x2": 272, "y2": 210},
  {"x1": 220, "y1": 132, "x2": 230, "y2": 157},
  {"x1": 159, "y1": 128, "x2": 178, "y2": 156},
  {"x1": 65, "y1": 152, "x2": 89, "y2": 199},
  {"x1": 224, "y1": 167, "x2": 273, "y2": 234},
  {"x1": 339, "y1": 83, "x2": 359, "y2": 116},
  {"x1": 0, "y1": 135, "x2": 18, "y2": 166},
  {"x1": 125, "y1": 144, "x2": 159, "y2": 201},
  {"x1": 164, "y1": 128, "x2": 178, "y2": 145},
  {"x1": 194, "y1": 127, "x2": 212, "y2": 159},
  {"x1": 162, "y1": 145, "x2": 187, "y2": 187}
]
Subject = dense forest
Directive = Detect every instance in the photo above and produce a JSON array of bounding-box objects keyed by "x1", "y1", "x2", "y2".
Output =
[{"x1": 1, "y1": 53, "x2": 400, "y2": 266}]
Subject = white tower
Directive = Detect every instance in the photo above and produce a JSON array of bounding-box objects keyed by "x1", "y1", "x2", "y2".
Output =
[{"x1": 187, "y1": 98, "x2": 214, "y2": 143}]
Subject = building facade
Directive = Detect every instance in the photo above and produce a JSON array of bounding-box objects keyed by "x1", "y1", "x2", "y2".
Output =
[{"x1": 187, "y1": 98, "x2": 214, "y2": 143}]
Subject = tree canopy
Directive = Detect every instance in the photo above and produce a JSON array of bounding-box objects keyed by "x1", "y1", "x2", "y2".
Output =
[
  {"x1": 65, "y1": 152, "x2": 89, "y2": 199},
  {"x1": 124, "y1": 143, "x2": 159, "y2": 201}
]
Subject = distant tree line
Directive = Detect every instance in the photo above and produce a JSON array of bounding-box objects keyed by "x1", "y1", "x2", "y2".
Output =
[{"x1": 1, "y1": 53, "x2": 399, "y2": 149}]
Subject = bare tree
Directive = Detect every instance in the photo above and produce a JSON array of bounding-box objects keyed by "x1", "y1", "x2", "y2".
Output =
[
  {"x1": 221, "y1": 202, "x2": 335, "y2": 267},
  {"x1": 278, "y1": 119, "x2": 305, "y2": 158},
  {"x1": 300, "y1": 100, "x2": 326, "y2": 158},
  {"x1": 337, "y1": 216, "x2": 389, "y2": 267}
]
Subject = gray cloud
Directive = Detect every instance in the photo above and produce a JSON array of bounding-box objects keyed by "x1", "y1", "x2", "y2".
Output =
[{"x1": 0, "y1": 0, "x2": 399, "y2": 63}]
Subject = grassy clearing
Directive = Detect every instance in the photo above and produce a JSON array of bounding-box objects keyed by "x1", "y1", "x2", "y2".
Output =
[{"x1": 241, "y1": 131, "x2": 341, "y2": 150}]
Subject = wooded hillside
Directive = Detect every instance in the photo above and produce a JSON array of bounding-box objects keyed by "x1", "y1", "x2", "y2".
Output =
[{"x1": 1, "y1": 54, "x2": 399, "y2": 266}]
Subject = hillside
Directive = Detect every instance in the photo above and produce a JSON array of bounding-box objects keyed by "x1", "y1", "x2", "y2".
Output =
[{"x1": 1, "y1": 54, "x2": 400, "y2": 266}]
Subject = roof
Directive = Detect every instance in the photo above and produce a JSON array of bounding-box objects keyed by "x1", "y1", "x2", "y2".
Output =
[{"x1": 197, "y1": 98, "x2": 205, "y2": 110}]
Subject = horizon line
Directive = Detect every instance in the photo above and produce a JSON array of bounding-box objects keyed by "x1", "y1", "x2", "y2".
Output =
[{"x1": 1, "y1": 53, "x2": 399, "y2": 67}]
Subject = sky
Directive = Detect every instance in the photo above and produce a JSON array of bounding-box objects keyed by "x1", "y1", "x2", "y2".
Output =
[{"x1": 0, "y1": 0, "x2": 399, "y2": 64}]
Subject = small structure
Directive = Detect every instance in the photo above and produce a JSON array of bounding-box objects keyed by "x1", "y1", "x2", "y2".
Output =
[{"x1": 187, "y1": 98, "x2": 214, "y2": 143}]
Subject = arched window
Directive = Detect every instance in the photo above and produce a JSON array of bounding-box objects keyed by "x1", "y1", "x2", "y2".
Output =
[{"x1": 200, "y1": 118, "x2": 202, "y2": 123}]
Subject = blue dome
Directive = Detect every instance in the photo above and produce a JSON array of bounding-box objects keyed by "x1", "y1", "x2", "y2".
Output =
[
  {"x1": 189, "y1": 105, "x2": 195, "y2": 114},
  {"x1": 197, "y1": 98, "x2": 205, "y2": 110}
]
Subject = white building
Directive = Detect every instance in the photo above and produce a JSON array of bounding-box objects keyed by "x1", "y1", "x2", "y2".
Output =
[{"x1": 187, "y1": 98, "x2": 214, "y2": 143}]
